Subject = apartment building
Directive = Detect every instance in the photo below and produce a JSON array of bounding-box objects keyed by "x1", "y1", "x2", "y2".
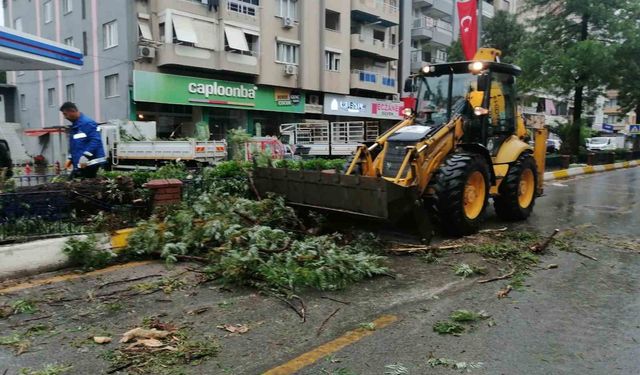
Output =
[
  {"x1": 399, "y1": 0, "x2": 515, "y2": 96},
  {"x1": 5, "y1": 0, "x2": 403, "y2": 161},
  {"x1": 592, "y1": 90, "x2": 637, "y2": 134}
]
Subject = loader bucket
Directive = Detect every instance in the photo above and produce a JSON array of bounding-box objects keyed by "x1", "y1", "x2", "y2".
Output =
[{"x1": 252, "y1": 167, "x2": 419, "y2": 222}]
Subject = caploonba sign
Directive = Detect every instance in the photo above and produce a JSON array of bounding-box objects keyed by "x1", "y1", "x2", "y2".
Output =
[{"x1": 133, "y1": 71, "x2": 305, "y2": 113}]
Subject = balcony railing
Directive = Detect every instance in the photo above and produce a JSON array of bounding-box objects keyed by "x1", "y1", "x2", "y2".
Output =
[
  {"x1": 352, "y1": 70, "x2": 396, "y2": 88},
  {"x1": 413, "y1": 16, "x2": 452, "y2": 32},
  {"x1": 227, "y1": 0, "x2": 258, "y2": 17}
]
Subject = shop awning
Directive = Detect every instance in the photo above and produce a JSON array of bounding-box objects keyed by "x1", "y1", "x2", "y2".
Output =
[
  {"x1": 224, "y1": 26, "x2": 249, "y2": 51},
  {"x1": 138, "y1": 19, "x2": 153, "y2": 40},
  {"x1": 0, "y1": 26, "x2": 82, "y2": 71},
  {"x1": 172, "y1": 15, "x2": 199, "y2": 44},
  {"x1": 193, "y1": 20, "x2": 216, "y2": 50}
]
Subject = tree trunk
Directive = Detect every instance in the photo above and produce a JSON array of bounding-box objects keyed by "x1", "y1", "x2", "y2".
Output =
[
  {"x1": 569, "y1": 13, "x2": 590, "y2": 156},
  {"x1": 634, "y1": 103, "x2": 640, "y2": 151}
]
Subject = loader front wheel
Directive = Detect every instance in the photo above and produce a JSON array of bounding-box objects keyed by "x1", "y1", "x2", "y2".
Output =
[
  {"x1": 432, "y1": 153, "x2": 490, "y2": 236},
  {"x1": 494, "y1": 153, "x2": 538, "y2": 221}
]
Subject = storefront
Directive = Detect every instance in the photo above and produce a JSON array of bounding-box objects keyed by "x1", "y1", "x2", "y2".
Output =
[
  {"x1": 132, "y1": 71, "x2": 306, "y2": 139},
  {"x1": 322, "y1": 94, "x2": 405, "y2": 132}
]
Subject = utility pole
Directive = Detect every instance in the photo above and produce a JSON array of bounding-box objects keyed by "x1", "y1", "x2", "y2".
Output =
[{"x1": 477, "y1": 0, "x2": 483, "y2": 48}]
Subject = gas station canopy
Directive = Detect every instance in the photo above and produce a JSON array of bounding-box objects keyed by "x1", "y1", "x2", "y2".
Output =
[{"x1": 0, "y1": 26, "x2": 83, "y2": 71}]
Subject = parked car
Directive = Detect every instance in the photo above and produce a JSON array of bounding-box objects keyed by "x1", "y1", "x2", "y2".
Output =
[
  {"x1": 547, "y1": 139, "x2": 562, "y2": 153},
  {"x1": 586, "y1": 137, "x2": 626, "y2": 151}
]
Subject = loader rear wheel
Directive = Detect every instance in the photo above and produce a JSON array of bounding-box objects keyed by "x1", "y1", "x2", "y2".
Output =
[
  {"x1": 432, "y1": 153, "x2": 490, "y2": 236},
  {"x1": 494, "y1": 153, "x2": 538, "y2": 221}
]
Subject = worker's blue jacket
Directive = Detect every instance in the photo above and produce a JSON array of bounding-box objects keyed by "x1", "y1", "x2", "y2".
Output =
[{"x1": 68, "y1": 114, "x2": 106, "y2": 169}]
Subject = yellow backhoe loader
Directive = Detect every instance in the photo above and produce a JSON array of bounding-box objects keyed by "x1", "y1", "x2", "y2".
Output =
[{"x1": 253, "y1": 49, "x2": 548, "y2": 237}]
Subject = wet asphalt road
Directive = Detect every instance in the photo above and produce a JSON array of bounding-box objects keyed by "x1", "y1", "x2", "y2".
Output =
[
  {"x1": 1, "y1": 167, "x2": 639, "y2": 375},
  {"x1": 301, "y1": 167, "x2": 640, "y2": 375}
]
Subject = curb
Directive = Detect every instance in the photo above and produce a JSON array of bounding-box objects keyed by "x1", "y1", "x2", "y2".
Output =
[{"x1": 544, "y1": 160, "x2": 640, "y2": 182}]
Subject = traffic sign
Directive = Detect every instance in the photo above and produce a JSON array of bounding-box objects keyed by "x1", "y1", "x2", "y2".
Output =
[
  {"x1": 602, "y1": 123, "x2": 614, "y2": 132},
  {"x1": 630, "y1": 124, "x2": 640, "y2": 134}
]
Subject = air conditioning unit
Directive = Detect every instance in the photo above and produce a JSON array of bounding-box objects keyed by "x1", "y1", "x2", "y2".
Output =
[
  {"x1": 309, "y1": 94, "x2": 320, "y2": 105},
  {"x1": 138, "y1": 46, "x2": 156, "y2": 59},
  {"x1": 284, "y1": 64, "x2": 298, "y2": 75},
  {"x1": 390, "y1": 62, "x2": 397, "y2": 70},
  {"x1": 283, "y1": 17, "x2": 294, "y2": 28}
]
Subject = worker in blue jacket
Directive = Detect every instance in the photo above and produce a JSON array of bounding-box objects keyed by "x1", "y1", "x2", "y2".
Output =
[{"x1": 60, "y1": 102, "x2": 106, "y2": 179}]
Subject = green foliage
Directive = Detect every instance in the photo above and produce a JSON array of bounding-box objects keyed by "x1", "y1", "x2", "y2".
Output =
[
  {"x1": 357, "y1": 322, "x2": 376, "y2": 331},
  {"x1": 449, "y1": 309, "x2": 488, "y2": 323},
  {"x1": 384, "y1": 364, "x2": 409, "y2": 375},
  {"x1": 447, "y1": 39, "x2": 465, "y2": 62},
  {"x1": 453, "y1": 263, "x2": 487, "y2": 278},
  {"x1": 273, "y1": 158, "x2": 346, "y2": 171},
  {"x1": 124, "y1": 189, "x2": 387, "y2": 293},
  {"x1": 19, "y1": 364, "x2": 73, "y2": 375},
  {"x1": 427, "y1": 357, "x2": 484, "y2": 371},
  {"x1": 0, "y1": 218, "x2": 88, "y2": 241},
  {"x1": 228, "y1": 128, "x2": 252, "y2": 161},
  {"x1": 11, "y1": 299, "x2": 37, "y2": 314},
  {"x1": 481, "y1": 10, "x2": 526, "y2": 63},
  {"x1": 433, "y1": 321, "x2": 465, "y2": 335},
  {"x1": 62, "y1": 235, "x2": 115, "y2": 271}
]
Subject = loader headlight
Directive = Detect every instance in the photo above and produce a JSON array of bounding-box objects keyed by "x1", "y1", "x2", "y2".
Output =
[
  {"x1": 469, "y1": 61, "x2": 485, "y2": 74},
  {"x1": 474, "y1": 106, "x2": 489, "y2": 116},
  {"x1": 421, "y1": 64, "x2": 435, "y2": 74},
  {"x1": 403, "y1": 108, "x2": 414, "y2": 117}
]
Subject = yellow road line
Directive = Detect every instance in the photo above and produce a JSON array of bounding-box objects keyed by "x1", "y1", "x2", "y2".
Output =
[
  {"x1": 552, "y1": 169, "x2": 569, "y2": 179},
  {"x1": 263, "y1": 314, "x2": 399, "y2": 375},
  {"x1": 0, "y1": 261, "x2": 155, "y2": 294}
]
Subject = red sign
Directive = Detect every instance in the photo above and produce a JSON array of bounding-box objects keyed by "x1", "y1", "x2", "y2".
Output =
[
  {"x1": 372, "y1": 102, "x2": 404, "y2": 118},
  {"x1": 457, "y1": 0, "x2": 478, "y2": 60}
]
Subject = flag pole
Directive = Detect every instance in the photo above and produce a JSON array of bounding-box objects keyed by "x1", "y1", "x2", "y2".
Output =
[{"x1": 477, "y1": 0, "x2": 482, "y2": 49}]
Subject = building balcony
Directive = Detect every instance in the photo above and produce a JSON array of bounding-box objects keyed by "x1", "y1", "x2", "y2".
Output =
[
  {"x1": 419, "y1": 0, "x2": 453, "y2": 22},
  {"x1": 350, "y1": 70, "x2": 397, "y2": 95},
  {"x1": 351, "y1": 34, "x2": 398, "y2": 61},
  {"x1": 412, "y1": 17, "x2": 453, "y2": 46},
  {"x1": 351, "y1": 0, "x2": 399, "y2": 27},
  {"x1": 157, "y1": 44, "x2": 258, "y2": 75},
  {"x1": 603, "y1": 106, "x2": 621, "y2": 115},
  {"x1": 482, "y1": 1, "x2": 494, "y2": 18}
]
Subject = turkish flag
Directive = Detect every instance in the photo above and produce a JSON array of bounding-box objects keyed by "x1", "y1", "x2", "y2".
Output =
[{"x1": 457, "y1": 0, "x2": 478, "y2": 60}]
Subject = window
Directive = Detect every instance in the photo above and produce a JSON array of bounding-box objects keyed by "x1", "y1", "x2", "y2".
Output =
[
  {"x1": 103, "y1": 20, "x2": 118, "y2": 49},
  {"x1": 47, "y1": 88, "x2": 55, "y2": 107},
  {"x1": 278, "y1": 0, "x2": 298, "y2": 19},
  {"x1": 325, "y1": 10, "x2": 340, "y2": 31},
  {"x1": 245, "y1": 33, "x2": 259, "y2": 55},
  {"x1": 14, "y1": 18, "x2": 23, "y2": 32},
  {"x1": 64, "y1": 36, "x2": 74, "y2": 46},
  {"x1": 325, "y1": 51, "x2": 340, "y2": 71},
  {"x1": 436, "y1": 49, "x2": 448, "y2": 62},
  {"x1": 608, "y1": 98, "x2": 617, "y2": 107},
  {"x1": 44, "y1": 1, "x2": 53, "y2": 24},
  {"x1": 373, "y1": 29, "x2": 385, "y2": 43},
  {"x1": 82, "y1": 31, "x2": 88, "y2": 55},
  {"x1": 391, "y1": 33, "x2": 396, "y2": 45},
  {"x1": 81, "y1": 0, "x2": 86, "y2": 19},
  {"x1": 20, "y1": 94, "x2": 26, "y2": 111},
  {"x1": 105, "y1": 74, "x2": 119, "y2": 98},
  {"x1": 159, "y1": 23, "x2": 166, "y2": 42},
  {"x1": 276, "y1": 42, "x2": 299, "y2": 64},
  {"x1": 66, "y1": 84, "x2": 75, "y2": 102},
  {"x1": 63, "y1": 0, "x2": 72, "y2": 14}
]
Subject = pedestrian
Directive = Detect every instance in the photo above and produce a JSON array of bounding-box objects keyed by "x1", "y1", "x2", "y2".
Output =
[{"x1": 59, "y1": 102, "x2": 106, "y2": 179}]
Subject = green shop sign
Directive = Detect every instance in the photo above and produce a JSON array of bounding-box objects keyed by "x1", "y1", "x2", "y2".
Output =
[{"x1": 133, "y1": 71, "x2": 305, "y2": 113}]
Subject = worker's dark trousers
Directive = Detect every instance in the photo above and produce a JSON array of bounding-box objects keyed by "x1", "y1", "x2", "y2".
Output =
[{"x1": 69, "y1": 165, "x2": 100, "y2": 179}]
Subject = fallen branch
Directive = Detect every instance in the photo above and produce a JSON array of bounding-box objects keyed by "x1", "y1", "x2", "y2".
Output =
[
  {"x1": 9, "y1": 314, "x2": 53, "y2": 328},
  {"x1": 233, "y1": 209, "x2": 258, "y2": 225},
  {"x1": 320, "y1": 296, "x2": 351, "y2": 305},
  {"x1": 479, "y1": 227, "x2": 508, "y2": 233},
  {"x1": 575, "y1": 250, "x2": 598, "y2": 261},
  {"x1": 316, "y1": 308, "x2": 341, "y2": 336},
  {"x1": 291, "y1": 295, "x2": 307, "y2": 323},
  {"x1": 98, "y1": 274, "x2": 162, "y2": 289},
  {"x1": 272, "y1": 294, "x2": 304, "y2": 320},
  {"x1": 477, "y1": 270, "x2": 515, "y2": 284},
  {"x1": 259, "y1": 238, "x2": 292, "y2": 254},
  {"x1": 247, "y1": 174, "x2": 261, "y2": 201},
  {"x1": 530, "y1": 228, "x2": 560, "y2": 253},
  {"x1": 107, "y1": 362, "x2": 133, "y2": 374},
  {"x1": 174, "y1": 255, "x2": 209, "y2": 263}
]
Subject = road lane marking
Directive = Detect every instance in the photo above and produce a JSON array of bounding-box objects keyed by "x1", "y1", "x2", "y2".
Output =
[
  {"x1": 0, "y1": 261, "x2": 155, "y2": 294},
  {"x1": 263, "y1": 314, "x2": 399, "y2": 375}
]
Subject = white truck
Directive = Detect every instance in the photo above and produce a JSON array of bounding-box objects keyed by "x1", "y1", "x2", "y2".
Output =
[
  {"x1": 100, "y1": 121, "x2": 227, "y2": 169},
  {"x1": 585, "y1": 136, "x2": 626, "y2": 151},
  {"x1": 279, "y1": 121, "x2": 379, "y2": 157}
]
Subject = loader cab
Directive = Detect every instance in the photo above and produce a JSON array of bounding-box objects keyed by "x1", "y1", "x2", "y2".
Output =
[{"x1": 410, "y1": 60, "x2": 521, "y2": 154}]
